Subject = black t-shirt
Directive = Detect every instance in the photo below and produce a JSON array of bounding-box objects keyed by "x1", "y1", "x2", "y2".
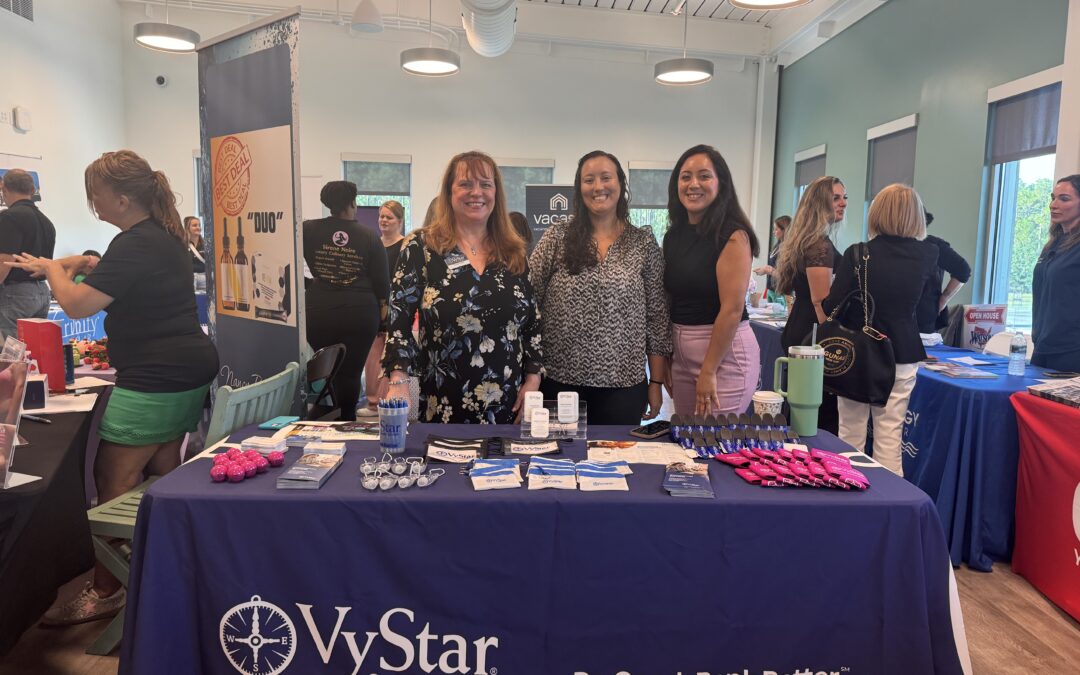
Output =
[
  {"x1": 83, "y1": 220, "x2": 218, "y2": 393},
  {"x1": 916, "y1": 234, "x2": 972, "y2": 332},
  {"x1": 303, "y1": 217, "x2": 390, "y2": 299},
  {"x1": 663, "y1": 222, "x2": 749, "y2": 325},
  {"x1": 386, "y1": 238, "x2": 404, "y2": 277},
  {"x1": 0, "y1": 200, "x2": 56, "y2": 284}
]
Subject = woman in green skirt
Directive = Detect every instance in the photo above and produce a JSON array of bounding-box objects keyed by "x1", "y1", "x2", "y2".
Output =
[{"x1": 9, "y1": 150, "x2": 218, "y2": 623}]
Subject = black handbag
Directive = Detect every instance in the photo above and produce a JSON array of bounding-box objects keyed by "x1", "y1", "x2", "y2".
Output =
[{"x1": 806, "y1": 243, "x2": 896, "y2": 406}]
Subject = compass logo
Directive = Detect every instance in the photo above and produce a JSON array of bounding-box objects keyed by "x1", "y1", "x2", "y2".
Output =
[{"x1": 220, "y1": 595, "x2": 297, "y2": 675}]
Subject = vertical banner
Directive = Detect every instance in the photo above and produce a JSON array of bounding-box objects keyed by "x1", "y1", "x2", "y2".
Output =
[
  {"x1": 198, "y1": 9, "x2": 304, "y2": 402},
  {"x1": 524, "y1": 184, "x2": 574, "y2": 244}
]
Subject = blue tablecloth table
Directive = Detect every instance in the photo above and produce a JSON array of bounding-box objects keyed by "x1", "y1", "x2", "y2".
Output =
[
  {"x1": 902, "y1": 346, "x2": 1049, "y2": 571},
  {"x1": 750, "y1": 319, "x2": 785, "y2": 392},
  {"x1": 119, "y1": 424, "x2": 969, "y2": 675}
]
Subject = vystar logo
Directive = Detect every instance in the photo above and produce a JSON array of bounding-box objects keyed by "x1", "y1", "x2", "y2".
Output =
[{"x1": 221, "y1": 597, "x2": 500, "y2": 675}]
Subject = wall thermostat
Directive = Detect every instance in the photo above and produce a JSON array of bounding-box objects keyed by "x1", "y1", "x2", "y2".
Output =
[{"x1": 13, "y1": 107, "x2": 31, "y2": 132}]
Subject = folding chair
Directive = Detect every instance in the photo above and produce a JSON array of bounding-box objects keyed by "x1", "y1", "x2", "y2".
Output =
[{"x1": 305, "y1": 344, "x2": 346, "y2": 420}]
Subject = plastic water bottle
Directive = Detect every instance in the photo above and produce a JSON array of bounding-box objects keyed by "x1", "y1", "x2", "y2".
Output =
[{"x1": 1008, "y1": 331, "x2": 1026, "y2": 376}]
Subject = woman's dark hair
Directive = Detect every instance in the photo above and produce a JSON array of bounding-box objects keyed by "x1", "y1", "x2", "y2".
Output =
[
  {"x1": 509, "y1": 211, "x2": 532, "y2": 246},
  {"x1": 1043, "y1": 174, "x2": 1080, "y2": 255},
  {"x1": 82, "y1": 249, "x2": 101, "y2": 258},
  {"x1": 320, "y1": 180, "x2": 358, "y2": 217},
  {"x1": 563, "y1": 150, "x2": 631, "y2": 275},
  {"x1": 667, "y1": 144, "x2": 758, "y2": 258}
]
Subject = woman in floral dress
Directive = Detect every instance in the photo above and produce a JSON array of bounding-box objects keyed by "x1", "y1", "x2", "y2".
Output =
[{"x1": 382, "y1": 151, "x2": 542, "y2": 424}]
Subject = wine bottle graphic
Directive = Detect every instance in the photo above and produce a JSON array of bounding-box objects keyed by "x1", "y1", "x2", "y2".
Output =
[
  {"x1": 220, "y1": 217, "x2": 236, "y2": 311},
  {"x1": 234, "y1": 217, "x2": 251, "y2": 312}
]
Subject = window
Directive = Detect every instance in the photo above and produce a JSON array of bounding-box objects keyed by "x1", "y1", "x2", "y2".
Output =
[
  {"x1": 983, "y1": 81, "x2": 1061, "y2": 331},
  {"x1": 793, "y1": 147, "x2": 826, "y2": 212},
  {"x1": 497, "y1": 160, "x2": 555, "y2": 215},
  {"x1": 342, "y1": 154, "x2": 412, "y2": 231},
  {"x1": 866, "y1": 119, "x2": 918, "y2": 206},
  {"x1": 628, "y1": 164, "x2": 672, "y2": 242}
]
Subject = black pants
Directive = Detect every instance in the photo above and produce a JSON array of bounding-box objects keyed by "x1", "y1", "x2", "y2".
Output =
[
  {"x1": 540, "y1": 378, "x2": 648, "y2": 426},
  {"x1": 306, "y1": 289, "x2": 380, "y2": 422}
]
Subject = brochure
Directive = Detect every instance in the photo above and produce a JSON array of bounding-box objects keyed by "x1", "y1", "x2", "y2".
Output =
[
  {"x1": 587, "y1": 440, "x2": 695, "y2": 465},
  {"x1": 1028, "y1": 377, "x2": 1080, "y2": 408},
  {"x1": 272, "y1": 421, "x2": 379, "y2": 447},
  {"x1": 662, "y1": 461, "x2": 714, "y2": 499},
  {"x1": 275, "y1": 442, "x2": 347, "y2": 489}
]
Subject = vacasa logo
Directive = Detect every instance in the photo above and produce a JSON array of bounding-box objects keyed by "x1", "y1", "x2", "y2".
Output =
[
  {"x1": 220, "y1": 596, "x2": 500, "y2": 675},
  {"x1": 549, "y1": 193, "x2": 569, "y2": 211}
]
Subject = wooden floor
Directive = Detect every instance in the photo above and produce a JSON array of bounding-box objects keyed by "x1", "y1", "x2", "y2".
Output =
[{"x1": 1, "y1": 563, "x2": 1077, "y2": 674}]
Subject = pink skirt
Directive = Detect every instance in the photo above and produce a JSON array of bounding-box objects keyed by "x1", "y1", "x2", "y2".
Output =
[{"x1": 671, "y1": 321, "x2": 760, "y2": 416}]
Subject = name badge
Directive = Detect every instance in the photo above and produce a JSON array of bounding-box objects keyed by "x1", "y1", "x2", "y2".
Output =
[{"x1": 445, "y1": 251, "x2": 470, "y2": 271}]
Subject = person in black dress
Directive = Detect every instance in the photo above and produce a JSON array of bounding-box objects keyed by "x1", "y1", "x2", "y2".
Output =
[
  {"x1": 774, "y1": 176, "x2": 847, "y2": 433},
  {"x1": 824, "y1": 184, "x2": 938, "y2": 476},
  {"x1": 382, "y1": 151, "x2": 541, "y2": 424},
  {"x1": 303, "y1": 181, "x2": 389, "y2": 421},
  {"x1": 915, "y1": 210, "x2": 971, "y2": 333}
]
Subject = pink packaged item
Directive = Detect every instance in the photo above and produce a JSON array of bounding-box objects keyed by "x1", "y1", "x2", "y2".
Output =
[
  {"x1": 738, "y1": 449, "x2": 759, "y2": 463},
  {"x1": 789, "y1": 447, "x2": 812, "y2": 463},
  {"x1": 776, "y1": 448, "x2": 797, "y2": 463},
  {"x1": 734, "y1": 468, "x2": 762, "y2": 485},
  {"x1": 810, "y1": 449, "x2": 850, "y2": 466},
  {"x1": 752, "y1": 448, "x2": 784, "y2": 464},
  {"x1": 716, "y1": 454, "x2": 752, "y2": 468}
]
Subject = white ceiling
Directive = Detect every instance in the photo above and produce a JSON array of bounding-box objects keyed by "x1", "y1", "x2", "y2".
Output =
[{"x1": 524, "y1": 1, "x2": 778, "y2": 27}]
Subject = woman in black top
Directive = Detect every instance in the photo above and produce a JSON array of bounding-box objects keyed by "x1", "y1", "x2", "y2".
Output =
[
  {"x1": 359, "y1": 199, "x2": 407, "y2": 417},
  {"x1": 303, "y1": 181, "x2": 389, "y2": 421},
  {"x1": 663, "y1": 144, "x2": 760, "y2": 416},
  {"x1": 916, "y1": 210, "x2": 971, "y2": 333},
  {"x1": 1032, "y1": 175, "x2": 1080, "y2": 371},
  {"x1": 11, "y1": 150, "x2": 219, "y2": 623},
  {"x1": 824, "y1": 184, "x2": 938, "y2": 476},
  {"x1": 774, "y1": 176, "x2": 847, "y2": 433}
]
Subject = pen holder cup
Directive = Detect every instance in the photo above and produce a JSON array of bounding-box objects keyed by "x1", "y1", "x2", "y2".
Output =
[{"x1": 379, "y1": 405, "x2": 409, "y2": 454}]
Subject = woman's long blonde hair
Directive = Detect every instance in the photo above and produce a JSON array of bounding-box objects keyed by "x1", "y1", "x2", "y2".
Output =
[
  {"x1": 775, "y1": 176, "x2": 843, "y2": 294},
  {"x1": 85, "y1": 150, "x2": 184, "y2": 242},
  {"x1": 422, "y1": 151, "x2": 526, "y2": 275}
]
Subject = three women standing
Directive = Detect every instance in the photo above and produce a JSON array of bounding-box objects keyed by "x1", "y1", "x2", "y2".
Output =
[
  {"x1": 529, "y1": 151, "x2": 671, "y2": 425},
  {"x1": 663, "y1": 145, "x2": 760, "y2": 416}
]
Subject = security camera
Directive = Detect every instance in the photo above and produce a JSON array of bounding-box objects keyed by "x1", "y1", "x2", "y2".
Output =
[{"x1": 155, "y1": 75, "x2": 168, "y2": 87}]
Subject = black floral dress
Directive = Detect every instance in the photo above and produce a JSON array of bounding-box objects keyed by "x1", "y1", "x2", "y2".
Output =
[{"x1": 382, "y1": 232, "x2": 543, "y2": 424}]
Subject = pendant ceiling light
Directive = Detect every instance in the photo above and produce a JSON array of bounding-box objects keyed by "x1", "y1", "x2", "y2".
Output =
[
  {"x1": 654, "y1": 4, "x2": 712, "y2": 86},
  {"x1": 134, "y1": 0, "x2": 201, "y2": 54},
  {"x1": 351, "y1": 0, "x2": 384, "y2": 33},
  {"x1": 401, "y1": 0, "x2": 460, "y2": 76},
  {"x1": 730, "y1": 0, "x2": 813, "y2": 9}
]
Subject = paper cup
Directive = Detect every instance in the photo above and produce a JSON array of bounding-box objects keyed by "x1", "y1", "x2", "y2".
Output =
[{"x1": 752, "y1": 390, "x2": 784, "y2": 416}]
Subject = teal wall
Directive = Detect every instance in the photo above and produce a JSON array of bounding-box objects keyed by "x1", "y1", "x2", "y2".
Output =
[{"x1": 772, "y1": 0, "x2": 1068, "y2": 303}]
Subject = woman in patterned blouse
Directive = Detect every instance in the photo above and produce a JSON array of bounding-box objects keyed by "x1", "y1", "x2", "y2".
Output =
[
  {"x1": 382, "y1": 151, "x2": 542, "y2": 424},
  {"x1": 529, "y1": 150, "x2": 672, "y2": 425}
]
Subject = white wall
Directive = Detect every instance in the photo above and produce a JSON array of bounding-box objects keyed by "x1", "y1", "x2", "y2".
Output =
[
  {"x1": 118, "y1": 5, "x2": 761, "y2": 232},
  {"x1": 0, "y1": 0, "x2": 128, "y2": 256}
]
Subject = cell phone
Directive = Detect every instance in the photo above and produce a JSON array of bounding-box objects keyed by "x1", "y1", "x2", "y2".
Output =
[
  {"x1": 258, "y1": 415, "x2": 300, "y2": 430},
  {"x1": 629, "y1": 420, "x2": 672, "y2": 439},
  {"x1": 1042, "y1": 370, "x2": 1079, "y2": 379}
]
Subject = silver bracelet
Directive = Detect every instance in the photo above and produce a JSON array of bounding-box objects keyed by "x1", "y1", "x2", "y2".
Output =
[{"x1": 387, "y1": 378, "x2": 411, "y2": 386}]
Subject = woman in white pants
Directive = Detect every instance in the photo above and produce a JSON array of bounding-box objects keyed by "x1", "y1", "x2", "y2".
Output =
[{"x1": 823, "y1": 185, "x2": 939, "y2": 476}]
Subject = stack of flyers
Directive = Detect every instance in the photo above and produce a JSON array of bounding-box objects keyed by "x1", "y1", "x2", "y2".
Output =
[
  {"x1": 662, "y1": 462, "x2": 714, "y2": 499},
  {"x1": 276, "y1": 442, "x2": 348, "y2": 490},
  {"x1": 526, "y1": 457, "x2": 577, "y2": 490},
  {"x1": 470, "y1": 458, "x2": 522, "y2": 491},
  {"x1": 576, "y1": 461, "x2": 629, "y2": 492}
]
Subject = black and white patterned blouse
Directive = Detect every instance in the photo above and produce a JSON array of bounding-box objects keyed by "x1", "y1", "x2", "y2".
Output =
[
  {"x1": 382, "y1": 232, "x2": 543, "y2": 424},
  {"x1": 528, "y1": 221, "x2": 672, "y2": 388}
]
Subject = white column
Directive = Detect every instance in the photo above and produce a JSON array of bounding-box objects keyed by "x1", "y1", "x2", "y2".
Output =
[
  {"x1": 749, "y1": 55, "x2": 780, "y2": 266},
  {"x1": 1056, "y1": 0, "x2": 1080, "y2": 177}
]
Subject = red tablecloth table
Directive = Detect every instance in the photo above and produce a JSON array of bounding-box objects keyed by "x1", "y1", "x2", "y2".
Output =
[{"x1": 1010, "y1": 391, "x2": 1080, "y2": 622}]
